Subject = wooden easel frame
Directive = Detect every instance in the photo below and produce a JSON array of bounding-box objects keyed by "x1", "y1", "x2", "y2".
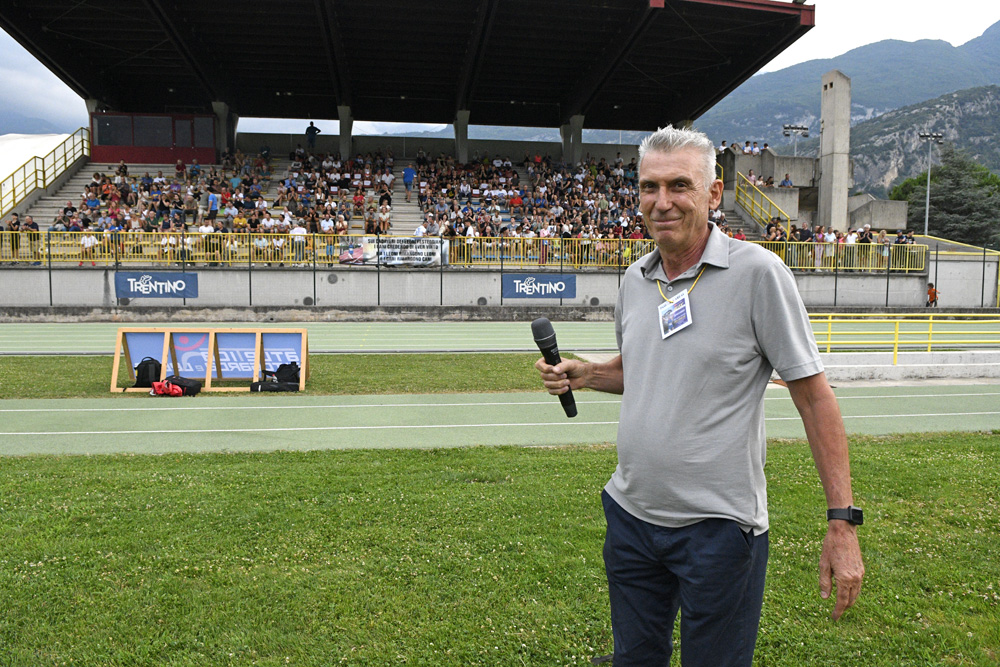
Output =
[{"x1": 111, "y1": 327, "x2": 309, "y2": 392}]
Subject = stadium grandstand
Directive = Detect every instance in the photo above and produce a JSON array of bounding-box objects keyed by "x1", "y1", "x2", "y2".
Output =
[{"x1": 0, "y1": 1, "x2": 996, "y2": 307}]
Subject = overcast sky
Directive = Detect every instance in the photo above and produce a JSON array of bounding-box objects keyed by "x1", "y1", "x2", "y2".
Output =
[{"x1": 2, "y1": 1, "x2": 1000, "y2": 136}]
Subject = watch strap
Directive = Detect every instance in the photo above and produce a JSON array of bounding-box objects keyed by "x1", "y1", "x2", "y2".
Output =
[{"x1": 827, "y1": 506, "x2": 863, "y2": 525}]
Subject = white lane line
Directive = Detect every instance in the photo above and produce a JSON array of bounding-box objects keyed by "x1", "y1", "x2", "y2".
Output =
[
  {"x1": 3, "y1": 410, "x2": 1000, "y2": 437},
  {"x1": 768, "y1": 411, "x2": 1000, "y2": 421},
  {"x1": 0, "y1": 399, "x2": 623, "y2": 413},
  {"x1": 2, "y1": 392, "x2": 998, "y2": 414},
  {"x1": 0, "y1": 421, "x2": 621, "y2": 436}
]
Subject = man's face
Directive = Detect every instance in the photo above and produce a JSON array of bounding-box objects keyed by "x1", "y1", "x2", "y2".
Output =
[{"x1": 638, "y1": 148, "x2": 722, "y2": 255}]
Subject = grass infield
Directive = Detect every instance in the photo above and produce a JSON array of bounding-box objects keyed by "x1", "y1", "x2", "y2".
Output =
[
  {"x1": 1, "y1": 354, "x2": 999, "y2": 664},
  {"x1": 0, "y1": 353, "x2": 548, "y2": 399}
]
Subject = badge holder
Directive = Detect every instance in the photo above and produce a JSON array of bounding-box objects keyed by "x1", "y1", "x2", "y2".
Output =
[{"x1": 658, "y1": 288, "x2": 693, "y2": 339}]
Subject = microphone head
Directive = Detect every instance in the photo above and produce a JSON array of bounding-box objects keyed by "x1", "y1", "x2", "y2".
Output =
[{"x1": 531, "y1": 317, "x2": 555, "y2": 343}]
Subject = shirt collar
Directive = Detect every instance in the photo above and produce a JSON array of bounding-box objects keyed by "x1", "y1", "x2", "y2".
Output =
[{"x1": 641, "y1": 222, "x2": 731, "y2": 282}]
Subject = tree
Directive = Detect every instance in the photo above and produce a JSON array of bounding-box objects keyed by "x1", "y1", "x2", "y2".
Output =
[{"x1": 902, "y1": 145, "x2": 1000, "y2": 246}]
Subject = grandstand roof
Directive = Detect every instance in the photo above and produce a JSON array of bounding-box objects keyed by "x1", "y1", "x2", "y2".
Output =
[{"x1": 0, "y1": 0, "x2": 813, "y2": 131}]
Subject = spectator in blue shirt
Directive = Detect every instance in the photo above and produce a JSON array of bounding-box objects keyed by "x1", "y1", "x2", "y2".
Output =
[
  {"x1": 403, "y1": 164, "x2": 417, "y2": 203},
  {"x1": 779, "y1": 173, "x2": 794, "y2": 187}
]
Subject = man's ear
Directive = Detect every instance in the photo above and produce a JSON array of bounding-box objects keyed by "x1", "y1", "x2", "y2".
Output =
[{"x1": 709, "y1": 179, "x2": 724, "y2": 209}]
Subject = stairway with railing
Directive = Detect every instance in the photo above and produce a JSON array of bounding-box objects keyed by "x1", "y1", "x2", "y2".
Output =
[{"x1": 0, "y1": 128, "x2": 91, "y2": 221}]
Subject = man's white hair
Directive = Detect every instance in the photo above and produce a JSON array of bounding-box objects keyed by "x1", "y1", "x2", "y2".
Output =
[{"x1": 638, "y1": 125, "x2": 717, "y2": 190}]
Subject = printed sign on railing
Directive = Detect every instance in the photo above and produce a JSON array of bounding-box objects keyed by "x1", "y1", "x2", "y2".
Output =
[
  {"x1": 502, "y1": 274, "x2": 576, "y2": 299},
  {"x1": 114, "y1": 272, "x2": 199, "y2": 298}
]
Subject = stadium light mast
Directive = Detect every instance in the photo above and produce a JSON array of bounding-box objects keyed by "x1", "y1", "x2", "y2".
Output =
[
  {"x1": 782, "y1": 124, "x2": 809, "y2": 156},
  {"x1": 918, "y1": 131, "x2": 944, "y2": 237}
]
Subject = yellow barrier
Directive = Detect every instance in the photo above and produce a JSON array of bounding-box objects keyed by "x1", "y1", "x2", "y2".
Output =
[
  {"x1": 809, "y1": 313, "x2": 1000, "y2": 364},
  {"x1": 1, "y1": 231, "x2": 932, "y2": 272},
  {"x1": 0, "y1": 128, "x2": 91, "y2": 221},
  {"x1": 757, "y1": 241, "x2": 927, "y2": 272},
  {"x1": 734, "y1": 172, "x2": 791, "y2": 231}
]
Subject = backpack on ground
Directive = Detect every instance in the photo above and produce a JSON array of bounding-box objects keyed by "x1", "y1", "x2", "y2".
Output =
[
  {"x1": 264, "y1": 362, "x2": 300, "y2": 384},
  {"x1": 133, "y1": 357, "x2": 161, "y2": 388},
  {"x1": 163, "y1": 375, "x2": 202, "y2": 396},
  {"x1": 250, "y1": 381, "x2": 300, "y2": 392}
]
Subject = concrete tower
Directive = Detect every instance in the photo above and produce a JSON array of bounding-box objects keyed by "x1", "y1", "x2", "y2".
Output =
[{"x1": 818, "y1": 70, "x2": 851, "y2": 231}]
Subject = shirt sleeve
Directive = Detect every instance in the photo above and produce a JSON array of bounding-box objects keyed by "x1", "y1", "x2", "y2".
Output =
[{"x1": 751, "y1": 258, "x2": 823, "y2": 381}]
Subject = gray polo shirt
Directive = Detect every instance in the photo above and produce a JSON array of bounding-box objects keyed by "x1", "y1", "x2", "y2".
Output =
[{"x1": 607, "y1": 223, "x2": 822, "y2": 534}]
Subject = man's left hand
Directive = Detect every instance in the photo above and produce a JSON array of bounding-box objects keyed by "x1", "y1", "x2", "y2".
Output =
[{"x1": 819, "y1": 521, "x2": 864, "y2": 620}]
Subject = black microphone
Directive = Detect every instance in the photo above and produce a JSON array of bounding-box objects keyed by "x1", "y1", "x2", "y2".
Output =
[{"x1": 531, "y1": 317, "x2": 578, "y2": 418}]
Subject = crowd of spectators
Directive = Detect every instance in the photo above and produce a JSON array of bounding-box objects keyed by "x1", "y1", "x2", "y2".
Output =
[
  {"x1": 401, "y1": 150, "x2": 654, "y2": 257},
  {"x1": 9, "y1": 141, "x2": 770, "y2": 266},
  {"x1": 762, "y1": 218, "x2": 918, "y2": 271}
]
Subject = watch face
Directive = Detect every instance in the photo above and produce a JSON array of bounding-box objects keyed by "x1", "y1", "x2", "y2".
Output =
[{"x1": 849, "y1": 507, "x2": 864, "y2": 525}]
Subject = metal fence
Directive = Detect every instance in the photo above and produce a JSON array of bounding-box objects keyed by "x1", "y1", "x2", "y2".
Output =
[{"x1": 0, "y1": 232, "x2": 929, "y2": 273}]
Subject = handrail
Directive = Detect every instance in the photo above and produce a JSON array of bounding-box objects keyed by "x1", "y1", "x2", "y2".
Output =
[
  {"x1": 0, "y1": 128, "x2": 91, "y2": 221},
  {"x1": 808, "y1": 314, "x2": 1000, "y2": 365},
  {"x1": 915, "y1": 234, "x2": 1000, "y2": 255},
  {"x1": 0, "y1": 232, "x2": 930, "y2": 272},
  {"x1": 734, "y1": 172, "x2": 791, "y2": 231}
]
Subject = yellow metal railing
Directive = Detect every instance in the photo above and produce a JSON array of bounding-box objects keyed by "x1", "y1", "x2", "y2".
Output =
[
  {"x1": 734, "y1": 172, "x2": 791, "y2": 230},
  {"x1": 809, "y1": 313, "x2": 1000, "y2": 364},
  {"x1": 1, "y1": 232, "x2": 931, "y2": 272},
  {"x1": 0, "y1": 128, "x2": 91, "y2": 221},
  {"x1": 917, "y1": 235, "x2": 1000, "y2": 307},
  {"x1": 0, "y1": 232, "x2": 661, "y2": 269},
  {"x1": 754, "y1": 241, "x2": 927, "y2": 272}
]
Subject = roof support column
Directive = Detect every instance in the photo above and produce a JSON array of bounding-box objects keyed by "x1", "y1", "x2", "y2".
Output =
[
  {"x1": 211, "y1": 101, "x2": 235, "y2": 155},
  {"x1": 454, "y1": 110, "x2": 471, "y2": 164},
  {"x1": 338, "y1": 105, "x2": 353, "y2": 160},
  {"x1": 560, "y1": 114, "x2": 584, "y2": 166}
]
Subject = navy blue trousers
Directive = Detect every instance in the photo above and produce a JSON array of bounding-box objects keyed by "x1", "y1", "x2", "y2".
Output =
[{"x1": 602, "y1": 491, "x2": 768, "y2": 667}]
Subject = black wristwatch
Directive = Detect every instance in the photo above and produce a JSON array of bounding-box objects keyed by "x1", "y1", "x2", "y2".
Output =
[{"x1": 827, "y1": 506, "x2": 864, "y2": 526}]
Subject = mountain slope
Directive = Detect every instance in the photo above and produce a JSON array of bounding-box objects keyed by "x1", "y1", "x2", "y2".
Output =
[
  {"x1": 693, "y1": 21, "x2": 1000, "y2": 148},
  {"x1": 849, "y1": 85, "x2": 1000, "y2": 194}
]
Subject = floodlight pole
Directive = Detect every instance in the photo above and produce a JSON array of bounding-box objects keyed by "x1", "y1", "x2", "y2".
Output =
[
  {"x1": 782, "y1": 124, "x2": 809, "y2": 157},
  {"x1": 919, "y1": 131, "x2": 943, "y2": 237}
]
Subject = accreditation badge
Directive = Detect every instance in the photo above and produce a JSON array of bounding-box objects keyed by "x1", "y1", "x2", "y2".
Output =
[{"x1": 658, "y1": 288, "x2": 693, "y2": 339}]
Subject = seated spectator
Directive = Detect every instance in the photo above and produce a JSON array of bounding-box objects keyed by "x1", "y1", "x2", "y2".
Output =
[{"x1": 377, "y1": 204, "x2": 392, "y2": 234}]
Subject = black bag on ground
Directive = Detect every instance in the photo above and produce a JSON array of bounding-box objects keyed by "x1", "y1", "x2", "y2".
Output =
[
  {"x1": 133, "y1": 357, "x2": 161, "y2": 388},
  {"x1": 263, "y1": 362, "x2": 300, "y2": 384},
  {"x1": 164, "y1": 375, "x2": 202, "y2": 396},
  {"x1": 251, "y1": 381, "x2": 299, "y2": 392}
]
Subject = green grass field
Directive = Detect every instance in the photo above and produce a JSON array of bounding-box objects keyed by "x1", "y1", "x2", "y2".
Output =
[
  {"x1": 0, "y1": 354, "x2": 546, "y2": 399},
  {"x1": 1, "y1": 353, "x2": 999, "y2": 665},
  {"x1": 1, "y1": 435, "x2": 998, "y2": 666}
]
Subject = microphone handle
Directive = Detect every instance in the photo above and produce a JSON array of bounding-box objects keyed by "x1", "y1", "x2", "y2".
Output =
[{"x1": 540, "y1": 346, "x2": 578, "y2": 418}]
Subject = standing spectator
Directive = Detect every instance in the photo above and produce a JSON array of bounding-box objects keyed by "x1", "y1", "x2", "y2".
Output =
[
  {"x1": 5, "y1": 213, "x2": 21, "y2": 263},
  {"x1": 779, "y1": 173, "x2": 793, "y2": 187},
  {"x1": 305, "y1": 122, "x2": 321, "y2": 151},
  {"x1": 290, "y1": 222, "x2": 308, "y2": 265},
  {"x1": 403, "y1": 164, "x2": 417, "y2": 203},
  {"x1": 22, "y1": 215, "x2": 41, "y2": 265}
]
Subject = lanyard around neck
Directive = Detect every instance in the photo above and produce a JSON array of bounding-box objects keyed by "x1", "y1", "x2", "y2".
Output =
[{"x1": 657, "y1": 263, "x2": 707, "y2": 301}]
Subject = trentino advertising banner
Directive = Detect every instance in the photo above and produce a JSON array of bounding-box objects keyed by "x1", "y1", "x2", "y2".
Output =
[
  {"x1": 502, "y1": 274, "x2": 576, "y2": 299},
  {"x1": 115, "y1": 272, "x2": 199, "y2": 299}
]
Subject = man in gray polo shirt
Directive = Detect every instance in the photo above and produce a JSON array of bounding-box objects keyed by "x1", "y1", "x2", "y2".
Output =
[{"x1": 535, "y1": 126, "x2": 863, "y2": 667}]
